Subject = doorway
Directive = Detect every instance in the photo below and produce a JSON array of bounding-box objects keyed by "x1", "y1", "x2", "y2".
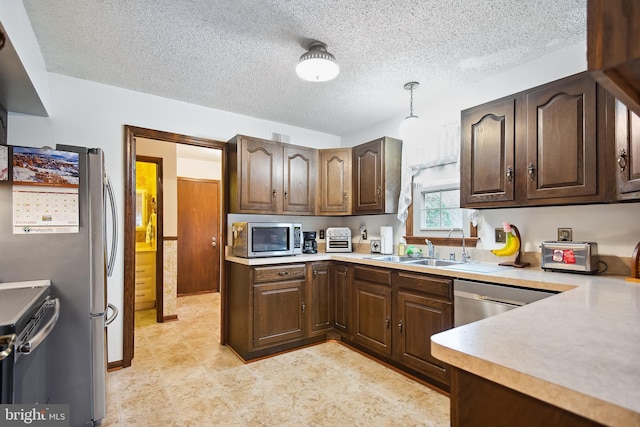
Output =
[
  {"x1": 122, "y1": 126, "x2": 226, "y2": 368},
  {"x1": 134, "y1": 156, "x2": 163, "y2": 319}
]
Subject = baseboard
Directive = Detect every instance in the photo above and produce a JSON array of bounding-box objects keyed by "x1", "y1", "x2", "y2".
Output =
[
  {"x1": 107, "y1": 360, "x2": 123, "y2": 372},
  {"x1": 163, "y1": 314, "x2": 178, "y2": 322}
]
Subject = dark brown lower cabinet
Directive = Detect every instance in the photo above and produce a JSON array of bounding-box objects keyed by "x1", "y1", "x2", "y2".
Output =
[
  {"x1": 253, "y1": 279, "x2": 305, "y2": 348},
  {"x1": 308, "y1": 262, "x2": 333, "y2": 336},
  {"x1": 353, "y1": 266, "x2": 393, "y2": 357},
  {"x1": 226, "y1": 262, "x2": 315, "y2": 360},
  {"x1": 450, "y1": 368, "x2": 605, "y2": 427},
  {"x1": 392, "y1": 271, "x2": 453, "y2": 387},
  {"x1": 332, "y1": 263, "x2": 351, "y2": 336},
  {"x1": 226, "y1": 260, "x2": 452, "y2": 389}
]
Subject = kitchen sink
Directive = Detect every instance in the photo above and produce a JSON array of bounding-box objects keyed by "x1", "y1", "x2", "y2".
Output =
[
  {"x1": 366, "y1": 255, "x2": 462, "y2": 266},
  {"x1": 366, "y1": 255, "x2": 420, "y2": 262},
  {"x1": 403, "y1": 258, "x2": 464, "y2": 267}
]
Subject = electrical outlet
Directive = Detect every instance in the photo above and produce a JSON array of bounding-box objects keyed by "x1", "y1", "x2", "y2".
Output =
[
  {"x1": 319, "y1": 229, "x2": 324, "y2": 239},
  {"x1": 558, "y1": 228, "x2": 573, "y2": 241},
  {"x1": 495, "y1": 228, "x2": 506, "y2": 243},
  {"x1": 359, "y1": 225, "x2": 367, "y2": 240}
]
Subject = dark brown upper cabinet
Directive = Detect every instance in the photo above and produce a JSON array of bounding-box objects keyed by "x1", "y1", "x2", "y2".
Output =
[
  {"x1": 525, "y1": 74, "x2": 600, "y2": 201},
  {"x1": 352, "y1": 137, "x2": 402, "y2": 214},
  {"x1": 461, "y1": 72, "x2": 610, "y2": 208},
  {"x1": 227, "y1": 135, "x2": 316, "y2": 215},
  {"x1": 461, "y1": 96, "x2": 518, "y2": 207},
  {"x1": 588, "y1": 0, "x2": 640, "y2": 118},
  {"x1": 318, "y1": 148, "x2": 352, "y2": 215},
  {"x1": 613, "y1": 98, "x2": 640, "y2": 199}
]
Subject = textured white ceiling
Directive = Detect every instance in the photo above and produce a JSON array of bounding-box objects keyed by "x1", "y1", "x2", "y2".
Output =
[{"x1": 21, "y1": 0, "x2": 586, "y2": 136}]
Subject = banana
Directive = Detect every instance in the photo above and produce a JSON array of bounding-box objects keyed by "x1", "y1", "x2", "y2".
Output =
[{"x1": 491, "y1": 232, "x2": 520, "y2": 256}]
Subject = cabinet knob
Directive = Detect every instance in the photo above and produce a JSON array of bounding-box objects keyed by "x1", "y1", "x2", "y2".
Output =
[
  {"x1": 618, "y1": 149, "x2": 628, "y2": 171},
  {"x1": 506, "y1": 166, "x2": 513, "y2": 184},
  {"x1": 377, "y1": 186, "x2": 381, "y2": 197},
  {"x1": 211, "y1": 237, "x2": 217, "y2": 247},
  {"x1": 272, "y1": 189, "x2": 277, "y2": 199},
  {"x1": 313, "y1": 269, "x2": 317, "y2": 277},
  {"x1": 284, "y1": 191, "x2": 288, "y2": 200},
  {"x1": 343, "y1": 192, "x2": 347, "y2": 202},
  {"x1": 301, "y1": 301, "x2": 306, "y2": 313},
  {"x1": 398, "y1": 320, "x2": 403, "y2": 333},
  {"x1": 528, "y1": 163, "x2": 536, "y2": 181},
  {"x1": 385, "y1": 317, "x2": 390, "y2": 328}
]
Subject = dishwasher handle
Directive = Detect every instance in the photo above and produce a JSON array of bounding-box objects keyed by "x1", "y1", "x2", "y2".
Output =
[{"x1": 454, "y1": 290, "x2": 525, "y2": 307}]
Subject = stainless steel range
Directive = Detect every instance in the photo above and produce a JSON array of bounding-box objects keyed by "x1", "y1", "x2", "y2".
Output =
[
  {"x1": 325, "y1": 227, "x2": 352, "y2": 252},
  {"x1": 0, "y1": 280, "x2": 59, "y2": 404}
]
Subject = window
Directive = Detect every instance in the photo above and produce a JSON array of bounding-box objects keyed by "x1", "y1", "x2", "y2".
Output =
[{"x1": 420, "y1": 188, "x2": 462, "y2": 230}]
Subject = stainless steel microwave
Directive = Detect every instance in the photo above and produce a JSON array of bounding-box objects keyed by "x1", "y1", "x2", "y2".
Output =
[{"x1": 231, "y1": 222, "x2": 302, "y2": 258}]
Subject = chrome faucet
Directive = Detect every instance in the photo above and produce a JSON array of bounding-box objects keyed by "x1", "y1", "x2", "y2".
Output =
[
  {"x1": 424, "y1": 239, "x2": 435, "y2": 258},
  {"x1": 448, "y1": 227, "x2": 470, "y2": 262}
]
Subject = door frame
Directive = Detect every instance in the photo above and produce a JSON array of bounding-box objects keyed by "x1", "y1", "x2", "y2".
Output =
[
  {"x1": 135, "y1": 155, "x2": 164, "y2": 323},
  {"x1": 123, "y1": 125, "x2": 226, "y2": 368}
]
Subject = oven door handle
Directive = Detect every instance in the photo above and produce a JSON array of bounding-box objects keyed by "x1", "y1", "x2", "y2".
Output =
[
  {"x1": 18, "y1": 298, "x2": 60, "y2": 355},
  {"x1": 0, "y1": 333, "x2": 17, "y2": 361}
]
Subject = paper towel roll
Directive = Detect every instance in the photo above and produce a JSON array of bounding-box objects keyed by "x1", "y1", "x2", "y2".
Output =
[{"x1": 380, "y1": 226, "x2": 394, "y2": 255}]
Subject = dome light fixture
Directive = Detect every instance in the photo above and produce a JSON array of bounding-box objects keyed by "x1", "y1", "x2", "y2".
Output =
[
  {"x1": 296, "y1": 41, "x2": 339, "y2": 82},
  {"x1": 399, "y1": 82, "x2": 422, "y2": 142}
]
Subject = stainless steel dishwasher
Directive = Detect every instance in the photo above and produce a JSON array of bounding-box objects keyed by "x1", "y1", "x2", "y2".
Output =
[{"x1": 454, "y1": 279, "x2": 556, "y2": 327}]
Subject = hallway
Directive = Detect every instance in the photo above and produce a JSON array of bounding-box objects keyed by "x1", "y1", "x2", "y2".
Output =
[{"x1": 104, "y1": 293, "x2": 450, "y2": 426}]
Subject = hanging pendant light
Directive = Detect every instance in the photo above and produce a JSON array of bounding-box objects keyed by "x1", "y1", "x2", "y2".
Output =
[
  {"x1": 296, "y1": 41, "x2": 339, "y2": 82},
  {"x1": 399, "y1": 82, "x2": 422, "y2": 142}
]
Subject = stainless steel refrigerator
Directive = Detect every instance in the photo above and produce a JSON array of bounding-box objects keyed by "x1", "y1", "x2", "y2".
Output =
[{"x1": 0, "y1": 144, "x2": 118, "y2": 426}]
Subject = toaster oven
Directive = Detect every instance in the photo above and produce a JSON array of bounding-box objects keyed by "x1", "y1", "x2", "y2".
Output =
[
  {"x1": 540, "y1": 241, "x2": 599, "y2": 274},
  {"x1": 325, "y1": 227, "x2": 352, "y2": 253}
]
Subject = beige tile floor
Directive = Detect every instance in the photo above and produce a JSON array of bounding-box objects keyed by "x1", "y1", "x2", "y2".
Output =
[{"x1": 103, "y1": 293, "x2": 450, "y2": 426}]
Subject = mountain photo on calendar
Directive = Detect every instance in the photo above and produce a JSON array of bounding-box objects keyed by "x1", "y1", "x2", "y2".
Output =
[{"x1": 12, "y1": 146, "x2": 79, "y2": 187}]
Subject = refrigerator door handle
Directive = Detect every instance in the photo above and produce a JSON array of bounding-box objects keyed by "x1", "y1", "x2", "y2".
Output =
[
  {"x1": 106, "y1": 175, "x2": 118, "y2": 277},
  {"x1": 105, "y1": 303, "x2": 118, "y2": 326}
]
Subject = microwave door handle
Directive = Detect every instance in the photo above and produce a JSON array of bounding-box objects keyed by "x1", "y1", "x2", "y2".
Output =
[
  {"x1": 18, "y1": 298, "x2": 61, "y2": 355},
  {"x1": 106, "y1": 175, "x2": 118, "y2": 277}
]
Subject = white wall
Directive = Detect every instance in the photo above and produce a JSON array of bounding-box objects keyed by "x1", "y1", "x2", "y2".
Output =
[
  {"x1": 7, "y1": 73, "x2": 340, "y2": 363},
  {"x1": 340, "y1": 41, "x2": 640, "y2": 258}
]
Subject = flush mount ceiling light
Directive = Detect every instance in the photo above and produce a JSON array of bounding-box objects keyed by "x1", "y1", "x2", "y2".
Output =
[
  {"x1": 296, "y1": 41, "x2": 339, "y2": 82},
  {"x1": 399, "y1": 82, "x2": 422, "y2": 142}
]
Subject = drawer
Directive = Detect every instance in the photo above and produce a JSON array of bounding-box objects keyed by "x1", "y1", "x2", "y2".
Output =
[
  {"x1": 393, "y1": 271, "x2": 452, "y2": 300},
  {"x1": 353, "y1": 265, "x2": 391, "y2": 286},
  {"x1": 253, "y1": 264, "x2": 306, "y2": 283}
]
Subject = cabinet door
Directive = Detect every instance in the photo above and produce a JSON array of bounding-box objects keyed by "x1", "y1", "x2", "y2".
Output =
[
  {"x1": 354, "y1": 280, "x2": 392, "y2": 357},
  {"x1": 282, "y1": 145, "x2": 316, "y2": 214},
  {"x1": 395, "y1": 290, "x2": 452, "y2": 384},
  {"x1": 319, "y1": 148, "x2": 352, "y2": 214},
  {"x1": 252, "y1": 280, "x2": 305, "y2": 349},
  {"x1": 308, "y1": 262, "x2": 333, "y2": 335},
  {"x1": 333, "y1": 263, "x2": 350, "y2": 336},
  {"x1": 526, "y1": 75, "x2": 599, "y2": 200},
  {"x1": 353, "y1": 139, "x2": 383, "y2": 213},
  {"x1": 238, "y1": 137, "x2": 281, "y2": 212},
  {"x1": 615, "y1": 99, "x2": 640, "y2": 198},
  {"x1": 461, "y1": 97, "x2": 517, "y2": 207}
]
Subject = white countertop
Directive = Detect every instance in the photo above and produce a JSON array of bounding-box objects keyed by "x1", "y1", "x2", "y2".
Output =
[{"x1": 226, "y1": 251, "x2": 639, "y2": 425}]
